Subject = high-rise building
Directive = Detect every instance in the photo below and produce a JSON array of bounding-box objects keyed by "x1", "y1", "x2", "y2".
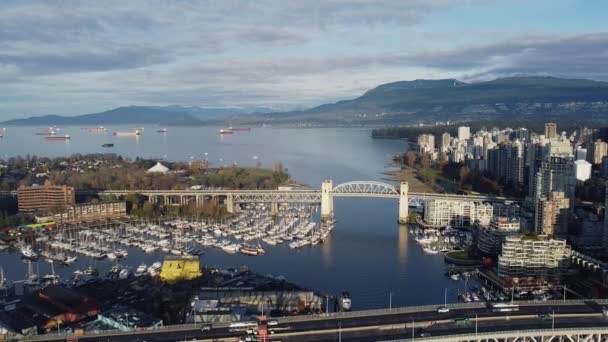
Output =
[
  {"x1": 498, "y1": 235, "x2": 570, "y2": 283},
  {"x1": 514, "y1": 128, "x2": 529, "y2": 142},
  {"x1": 17, "y1": 183, "x2": 75, "y2": 213},
  {"x1": 574, "y1": 159, "x2": 592, "y2": 182},
  {"x1": 440, "y1": 132, "x2": 451, "y2": 152},
  {"x1": 575, "y1": 146, "x2": 587, "y2": 161},
  {"x1": 590, "y1": 139, "x2": 608, "y2": 165},
  {"x1": 458, "y1": 126, "x2": 470, "y2": 141},
  {"x1": 487, "y1": 140, "x2": 524, "y2": 185},
  {"x1": 417, "y1": 134, "x2": 435, "y2": 153},
  {"x1": 534, "y1": 156, "x2": 576, "y2": 202},
  {"x1": 604, "y1": 182, "x2": 608, "y2": 252},
  {"x1": 526, "y1": 138, "x2": 549, "y2": 197},
  {"x1": 545, "y1": 123, "x2": 557, "y2": 140},
  {"x1": 534, "y1": 192, "x2": 570, "y2": 238}
]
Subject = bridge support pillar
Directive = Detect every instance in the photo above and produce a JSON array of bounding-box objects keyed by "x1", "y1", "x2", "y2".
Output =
[
  {"x1": 321, "y1": 180, "x2": 334, "y2": 222},
  {"x1": 398, "y1": 182, "x2": 409, "y2": 224},
  {"x1": 226, "y1": 194, "x2": 234, "y2": 214},
  {"x1": 271, "y1": 202, "x2": 279, "y2": 215}
]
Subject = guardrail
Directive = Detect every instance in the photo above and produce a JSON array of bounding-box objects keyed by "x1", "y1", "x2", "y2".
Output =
[
  {"x1": 21, "y1": 299, "x2": 608, "y2": 341},
  {"x1": 381, "y1": 326, "x2": 608, "y2": 342}
]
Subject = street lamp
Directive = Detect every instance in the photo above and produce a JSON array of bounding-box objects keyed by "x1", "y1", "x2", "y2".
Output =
[
  {"x1": 389, "y1": 291, "x2": 393, "y2": 312},
  {"x1": 411, "y1": 319, "x2": 415, "y2": 340},
  {"x1": 475, "y1": 314, "x2": 478, "y2": 336}
]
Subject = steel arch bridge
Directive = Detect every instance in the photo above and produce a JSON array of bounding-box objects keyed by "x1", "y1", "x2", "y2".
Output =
[{"x1": 332, "y1": 181, "x2": 400, "y2": 198}]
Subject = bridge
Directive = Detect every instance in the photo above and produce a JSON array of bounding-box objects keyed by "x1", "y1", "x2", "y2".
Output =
[
  {"x1": 20, "y1": 300, "x2": 608, "y2": 342},
  {"x1": 1, "y1": 180, "x2": 520, "y2": 224}
]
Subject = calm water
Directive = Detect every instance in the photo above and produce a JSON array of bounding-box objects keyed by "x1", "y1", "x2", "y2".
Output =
[{"x1": 0, "y1": 126, "x2": 463, "y2": 309}]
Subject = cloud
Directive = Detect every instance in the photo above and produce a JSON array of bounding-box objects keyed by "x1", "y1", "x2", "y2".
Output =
[{"x1": 0, "y1": 1, "x2": 607, "y2": 118}]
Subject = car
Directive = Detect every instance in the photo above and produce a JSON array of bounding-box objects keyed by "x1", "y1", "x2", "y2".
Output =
[
  {"x1": 419, "y1": 332, "x2": 431, "y2": 337},
  {"x1": 201, "y1": 324, "x2": 212, "y2": 332},
  {"x1": 437, "y1": 306, "x2": 450, "y2": 313},
  {"x1": 267, "y1": 319, "x2": 279, "y2": 326}
]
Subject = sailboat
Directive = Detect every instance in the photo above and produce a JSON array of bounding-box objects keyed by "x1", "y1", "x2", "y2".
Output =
[
  {"x1": 23, "y1": 260, "x2": 41, "y2": 292},
  {"x1": 0, "y1": 267, "x2": 15, "y2": 301},
  {"x1": 42, "y1": 262, "x2": 61, "y2": 285}
]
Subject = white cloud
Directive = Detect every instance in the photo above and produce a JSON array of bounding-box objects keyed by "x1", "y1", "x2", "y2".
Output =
[{"x1": 0, "y1": 0, "x2": 606, "y2": 118}]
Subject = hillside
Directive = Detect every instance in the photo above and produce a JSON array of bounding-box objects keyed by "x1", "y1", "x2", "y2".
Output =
[{"x1": 240, "y1": 76, "x2": 608, "y2": 125}]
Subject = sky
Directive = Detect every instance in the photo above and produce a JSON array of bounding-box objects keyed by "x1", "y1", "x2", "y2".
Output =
[{"x1": 1, "y1": 0, "x2": 608, "y2": 119}]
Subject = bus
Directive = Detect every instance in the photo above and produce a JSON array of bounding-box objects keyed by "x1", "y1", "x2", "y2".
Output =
[
  {"x1": 491, "y1": 303, "x2": 519, "y2": 312},
  {"x1": 229, "y1": 321, "x2": 258, "y2": 332}
]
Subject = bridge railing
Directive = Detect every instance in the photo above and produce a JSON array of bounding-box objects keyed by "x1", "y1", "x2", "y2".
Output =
[
  {"x1": 274, "y1": 299, "x2": 607, "y2": 324},
  {"x1": 381, "y1": 326, "x2": 608, "y2": 342}
]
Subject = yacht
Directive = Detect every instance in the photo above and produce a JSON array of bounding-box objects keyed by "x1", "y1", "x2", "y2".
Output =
[
  {"x1": 119, "y1": 267, "x2": 131, "y2": 280},
  {"x1": 83, "y1": 266, "x2": 99, "y2": 277},
  {"x1": 135, "y1": 264, "x2": 147, "y2": 277},
  {"x1": 239, "y1": 243, "x2": 265, "y2": 256},
  {"x1": 222, "y1": 243, "x2": 239, "y2": 254},
  {"x1": 20, "y1": 245, "x2": 38, "y2": 260}
]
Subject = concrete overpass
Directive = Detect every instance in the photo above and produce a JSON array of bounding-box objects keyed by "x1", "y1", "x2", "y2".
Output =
[{"x1": 20, "y1": 300, "x2": 608, "y2": 342}]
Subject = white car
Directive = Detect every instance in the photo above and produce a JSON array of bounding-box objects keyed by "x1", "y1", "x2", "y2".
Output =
[{"x1": 437, "y1": 306, "x2": 450, "y2": 313}]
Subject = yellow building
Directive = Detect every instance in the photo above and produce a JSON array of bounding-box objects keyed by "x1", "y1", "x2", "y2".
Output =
[{"x1": 160, "y1": 256, "x2": 202, "y2": 284}]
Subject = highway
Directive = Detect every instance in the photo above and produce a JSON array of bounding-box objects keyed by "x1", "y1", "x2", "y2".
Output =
[{"x1": 23, "y1": 300, "x2": 608, "y2": 341}]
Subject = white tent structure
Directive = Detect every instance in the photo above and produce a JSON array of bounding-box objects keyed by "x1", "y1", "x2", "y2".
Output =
[{"x1": 146, "y1": 162, "x2": 169, "y2": 174}]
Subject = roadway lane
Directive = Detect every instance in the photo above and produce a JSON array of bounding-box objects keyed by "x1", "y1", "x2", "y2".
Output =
[{"x1": 24, "y1": 302, "x2": 608, "y2": 342}]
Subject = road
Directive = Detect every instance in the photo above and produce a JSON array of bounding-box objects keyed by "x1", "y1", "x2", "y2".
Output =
[{"x1": 24, "y1": 301, "x2": 608, "y2": 342}]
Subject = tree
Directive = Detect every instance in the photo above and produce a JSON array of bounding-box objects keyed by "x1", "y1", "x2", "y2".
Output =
[
  {"x1": 459, "y1": 166, "x2": 471, "y2": 185},
  {"x1": 404, "y1": 151, "x2": 417, "y2": 167}
]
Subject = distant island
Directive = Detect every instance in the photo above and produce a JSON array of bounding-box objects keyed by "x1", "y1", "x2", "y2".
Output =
[{"x1": 4, "y1": 76, "x2": 608, "y2": 126}]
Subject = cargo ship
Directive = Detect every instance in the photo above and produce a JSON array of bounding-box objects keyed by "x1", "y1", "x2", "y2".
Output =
[
  {"x1": 156, "y1": 128, "x2": 168, "y2": 133},
  {"x1": 113, "y1": 130, "x2": 141, "y2": 136},
  {"x1": 45, "y1": 135, "x2": 71, "y2": 141},
  {"x1": 219, "y1": 129, "x2": 234, "y2": 135}
]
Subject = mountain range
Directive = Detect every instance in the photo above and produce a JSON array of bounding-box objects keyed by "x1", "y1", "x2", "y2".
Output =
[
  {"x1": 244, "y1": 76, "x2": 608, "y2": 125},
  {"x1": 4, "y1": 76, "x2": 608, "y2": 126},
  {"x1": 1, "y1": 105, "x2": 269, "y2": 126}
]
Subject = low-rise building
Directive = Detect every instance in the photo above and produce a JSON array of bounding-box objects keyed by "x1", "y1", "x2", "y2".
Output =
[
  {"x1": 497, "y1": 235, "x2": 571, "y2": 283},
  {"x1": 424, "y1": 199, "x2": 493, "y2": 227},
  {"x1": 54, "y1": 202, "x2": 127, "y2": 222},
  {"x1": 160, "y1": 256, "x2": 202, "y2": 284},
  {"x1": 477, "y1": 217, "x2": 520, "y2": 256},
  {"x1": 17, "y1": 183, "x2": 75, "y2": 213}
]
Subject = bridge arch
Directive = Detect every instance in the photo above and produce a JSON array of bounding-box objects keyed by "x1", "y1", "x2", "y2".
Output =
[{"x1": 332, "y1": 181, "x2": 399, "y2": 196}]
